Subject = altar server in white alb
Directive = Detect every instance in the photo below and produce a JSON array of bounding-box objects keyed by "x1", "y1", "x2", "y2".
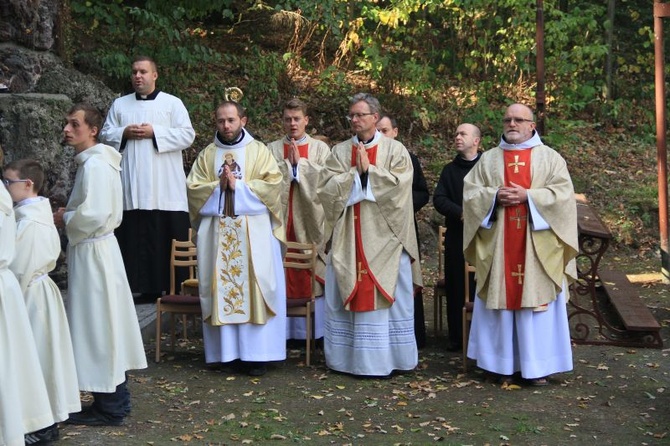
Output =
[
  {"x1": 463, "y1": 103, "x2": 578, "y2": 386},
  {"x1": 318, "y1": 93, "x2": 422, "y2": 377},
  {"x1": 267, "y1": 98, "x2": 329, "y2": 341},
  {"x1": 0, "y1": 152, "x2": 55, "y2": 446},
  {"x1": 100, "y1": 55, "x2": 195, "y2": 300},
  {"x1": 5, "y1": 159, "x2": 80, "y2": 443},
  {"x1": 55, "y1": 103, "x2": 147, "y2": 426},
  {"x1": 187, "y1": 101, "x2": 286, "y2": 377}
]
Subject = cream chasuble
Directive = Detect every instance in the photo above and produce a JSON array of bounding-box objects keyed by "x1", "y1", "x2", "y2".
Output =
[
  {"x1": 463, "y1": 139, "x2": 578, "y2": 310},
  {"x1": 268, "y1": 135, "x2": 329, "y2": 298},
  {"x1": 319, "y1": 133, "x2": 422, "y2": 310},
  {"x1": 187, "y1": 132, "x2": 285, "y2": 326}
]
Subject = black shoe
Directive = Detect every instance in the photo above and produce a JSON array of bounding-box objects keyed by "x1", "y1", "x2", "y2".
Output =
[
  {"x1": 65, "y1": 408, "x2": 124, "y2": 427},
  {"x1": 25, "y1": 423, "x2": 59, "y2": 444},
  {"x1": 246, "y1": 362, "x2": 267, "y2": 376}
]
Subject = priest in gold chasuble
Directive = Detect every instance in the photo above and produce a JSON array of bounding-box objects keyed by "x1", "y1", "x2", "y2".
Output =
[
  {"x1": 463, "y1": 104, "x2": 578, "y2": 384},
  {"x1": 268, "y1": 99, "x2": 330, "y2": 341},
  {"x1": 319, "y1": 93, "x2": 422, "y2": 377},
  {"x1": 187, "y1": 101, "x2": 286, "y2": 376}
]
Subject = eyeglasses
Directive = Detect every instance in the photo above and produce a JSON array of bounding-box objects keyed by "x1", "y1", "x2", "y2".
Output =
[
  {"x1": 502, "y1": 117, "x2": 534, "y2": 125},
  {"x1": 2, "y1": 178, "x2": 29, "y2": 187},
  {"x1": 346, "y1": 112, "x2": 375, "y2": 122}
]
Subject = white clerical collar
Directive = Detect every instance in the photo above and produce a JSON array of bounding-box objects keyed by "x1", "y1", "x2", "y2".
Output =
[
  {"x1": 214, "y1": 128, "x2": 254, "y2": 150},
  {"x1": 353, "y1": 130, "x2": 381, "y2": 146},
  {"x1": 499, "y1": 131, "x2": 543, "y2": 150},
  {"x1": 15, "y1": 196, "x2": 44, "y2": 209},
  {"x1": 284, "y1": 135, "x2": 308, "y2": 145}
]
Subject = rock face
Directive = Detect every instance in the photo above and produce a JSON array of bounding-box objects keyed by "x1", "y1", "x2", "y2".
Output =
[
  {"x1": 0, "y1": 0, "x2": 60, "y2": 51},
  {"x1": 0, "y1": 2, "x2": 118, "y2": 285},
  {"x1": 0, "y1": 43, "x2": 116, "y2": 201}
]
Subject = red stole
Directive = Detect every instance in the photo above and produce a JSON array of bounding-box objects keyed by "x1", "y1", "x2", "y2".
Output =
[
  {"x1": 503, "y1": 149, "x2": 531, "y2": 309},
  {"x1": 344, "y1": 144, "x2": 394, "y2": 312},
  {"x1": 283, "y1": 142, "x2": 313, "y2": 299}
]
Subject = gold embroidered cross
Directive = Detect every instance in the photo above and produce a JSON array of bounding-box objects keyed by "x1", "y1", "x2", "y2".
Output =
[
  {"x1": 511, "y1": 264, "x2": 524, "y2": 285},
  {"x1": 509, "y1": 208, "x2": 527, "y2": 229},
  {"x1": 357, "y1": 262, "x2": 368, "y2": 281},
  {"x1": 508, "y1": 155, "x2": 526, "y2": 173}
]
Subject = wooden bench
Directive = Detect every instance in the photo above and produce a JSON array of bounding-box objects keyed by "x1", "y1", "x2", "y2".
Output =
[
  {"x1": 598, "y1": 269, "x2": 661, "y2": 332},
  {"x1": 568, "y1": 202, "x2": 663, "y2": 348}
]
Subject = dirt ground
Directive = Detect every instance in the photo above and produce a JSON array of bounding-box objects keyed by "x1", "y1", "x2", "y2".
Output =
[{"x1": 59, "y1": 273, "x2": 669, "y2": 446}]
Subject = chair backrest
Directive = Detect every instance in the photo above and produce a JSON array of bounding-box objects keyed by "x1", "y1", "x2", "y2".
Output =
[
  {"x1": 437, "y1": 226, "x2": 446, "y2": 277},
  {"x1": 464, "y1": 261, "x2": 476, "y2": 301},
  {"x1": 283, "y1": 241, "x2": 317, "y2": 301},
  {"x1": 170, "y1": 238, "x2": 198, "y2": 295}
]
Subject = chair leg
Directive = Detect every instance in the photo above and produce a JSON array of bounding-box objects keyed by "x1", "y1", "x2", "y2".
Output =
[
  {"x1": 462, "y1": 307, "x2": 468, "y2": 373},
  {"x1": 170, "y1": 313, "x2": 176, "y2": 352},
  {"x1": 155, "y1": 303, "x2": 162, "y2": 363},
  {"x1": 305, "y1": 302, "x2": 313, "y2": 367},
  {"x1": 181, "y1": 314, "x2": 188, "y2": 340}
]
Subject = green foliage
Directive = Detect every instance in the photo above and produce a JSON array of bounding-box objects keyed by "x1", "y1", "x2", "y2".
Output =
[{"x1": 70, "y1": 0, "x2": 223, "y2": 91}]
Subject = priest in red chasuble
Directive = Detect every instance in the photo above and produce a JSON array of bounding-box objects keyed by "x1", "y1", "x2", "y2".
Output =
[
  {"x1": 268, "y1": 98, "x2": 330, "y2": 341},
  {"x1": 318, "y1": 93, "x2": 422, "y2": 377},
  {"x1": 463, "y1": 103, "x2": 578, "y2": 386}
]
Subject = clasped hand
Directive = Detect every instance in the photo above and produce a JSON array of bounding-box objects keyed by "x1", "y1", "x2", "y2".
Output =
[
  {"x1": 356, "y1": 142, "x2": 369, "y2": 175},
  {"x1": 124, "y1": 123, "x2": 154, "y2": 140},
  {"x1": 287, "y1": 139, "x2": 300, "y2": 166},
  {"x1": 219, "y1": 164, "x2": 236, "y2": 190},
  {"x1": 497, "y1": 181, "x2": 527, "y2": 207}
]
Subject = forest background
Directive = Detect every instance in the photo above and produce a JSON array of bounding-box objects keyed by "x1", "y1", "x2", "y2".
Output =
[{"x1": 64, "y1": 0, "x2": 663, "y2": 267}]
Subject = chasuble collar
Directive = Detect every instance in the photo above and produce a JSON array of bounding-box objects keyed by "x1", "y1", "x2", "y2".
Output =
[
  {"x1": 499, "y1": 130, "x2": 543, "y2": 150},
  {"x1": 352, "y1": 130, "x2": 381, "y2": 146},
  {"x1": 213, "y1": 128, "x2": 254, "y2": 150},
  {"x1": 284, "y1": 134, "x2": 308, "y2": 145}
]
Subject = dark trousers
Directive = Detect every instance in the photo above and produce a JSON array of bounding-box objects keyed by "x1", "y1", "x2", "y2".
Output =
[
  {"x1": 91, "y1": 379, "x2": 130, "y2": 421},
  {"x1": 116, "y1": 209, "x2": 190, "y2": 295}
]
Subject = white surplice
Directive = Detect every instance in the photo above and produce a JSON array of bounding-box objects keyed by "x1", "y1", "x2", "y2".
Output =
[
  {"x1": 0, "y1": 188, "x2": 53, "y2": 446},
  {"x1": 99, "y1": 91, "x2": 195, "y2": 211},
  {"x1": 10, "y1": 197, "x2": 80, "y2": 422},
  {"x1": 64, "y1": 144, "x2": 147, "y2": 392}
]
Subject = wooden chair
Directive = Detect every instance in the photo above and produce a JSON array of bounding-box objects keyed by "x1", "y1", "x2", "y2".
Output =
[
  {"x1": 180, "y1": 228, "x2": 199, "y2": 297},
  {"x1": 433, "y1": 226, "x2": 447, "y2": 336},
  {"x1": 462, "y1": 261, "x2": 476, "y2": 372},
  {"x1": 284, "y1": 241, "x2": 318, "y2": 366},
  {"x1": 155, "y1": 237, "x2": 201, "y2": 363}
]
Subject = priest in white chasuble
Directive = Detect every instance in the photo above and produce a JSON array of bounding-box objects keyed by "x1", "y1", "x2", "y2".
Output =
[
  {"x1": 318, "y1": 93, "x2": 422, "y2": 377},
  {"x1": 187, "y1": 101, "x2": 286, "y2": 377},
  {"x1": 268, "y1": 98, "x2": 330, "y2": 341},
  {"x1": 463, "y1": 103, "x2": 578, "y2": 386}
]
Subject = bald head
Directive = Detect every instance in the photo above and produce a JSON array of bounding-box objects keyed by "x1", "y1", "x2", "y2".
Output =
[{"x1": 454, "y1": 123, "x2": 481, "y2": 159}]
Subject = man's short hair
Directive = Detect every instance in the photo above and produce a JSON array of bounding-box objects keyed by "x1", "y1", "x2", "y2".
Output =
[
  {"x1": 4, "y1": 159, "x2": 45, "y2": 193},
  {"x1": 217, "y1": 101, "x2": 247, "y2": 119},
  {"x1": 350, "y1": 93, "x2": 381, "y2": 115},
  {"x1": 283, "y1": 98, "x2": 308, "y2": 116},
  {"x1": 68, "y1": 103, "x2": 103, "y2": 140},
  {"x1": 379, "y1": 114, "x2": 398, "y2": 129},
  {"x1": 132, "y1": 55, "x2": 158, "y2": 71}
]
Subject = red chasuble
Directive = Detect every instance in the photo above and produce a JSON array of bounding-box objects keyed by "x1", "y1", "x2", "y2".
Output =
[
  {"x1": 345, "y1": 144, "x2": 394, "y2": 312},
  {"x1": 283, "y1": 142, "x2": 313, "y2": 299},
  {"x1": 503, "y1": 149, "x2": 532, "y2": 309}
]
